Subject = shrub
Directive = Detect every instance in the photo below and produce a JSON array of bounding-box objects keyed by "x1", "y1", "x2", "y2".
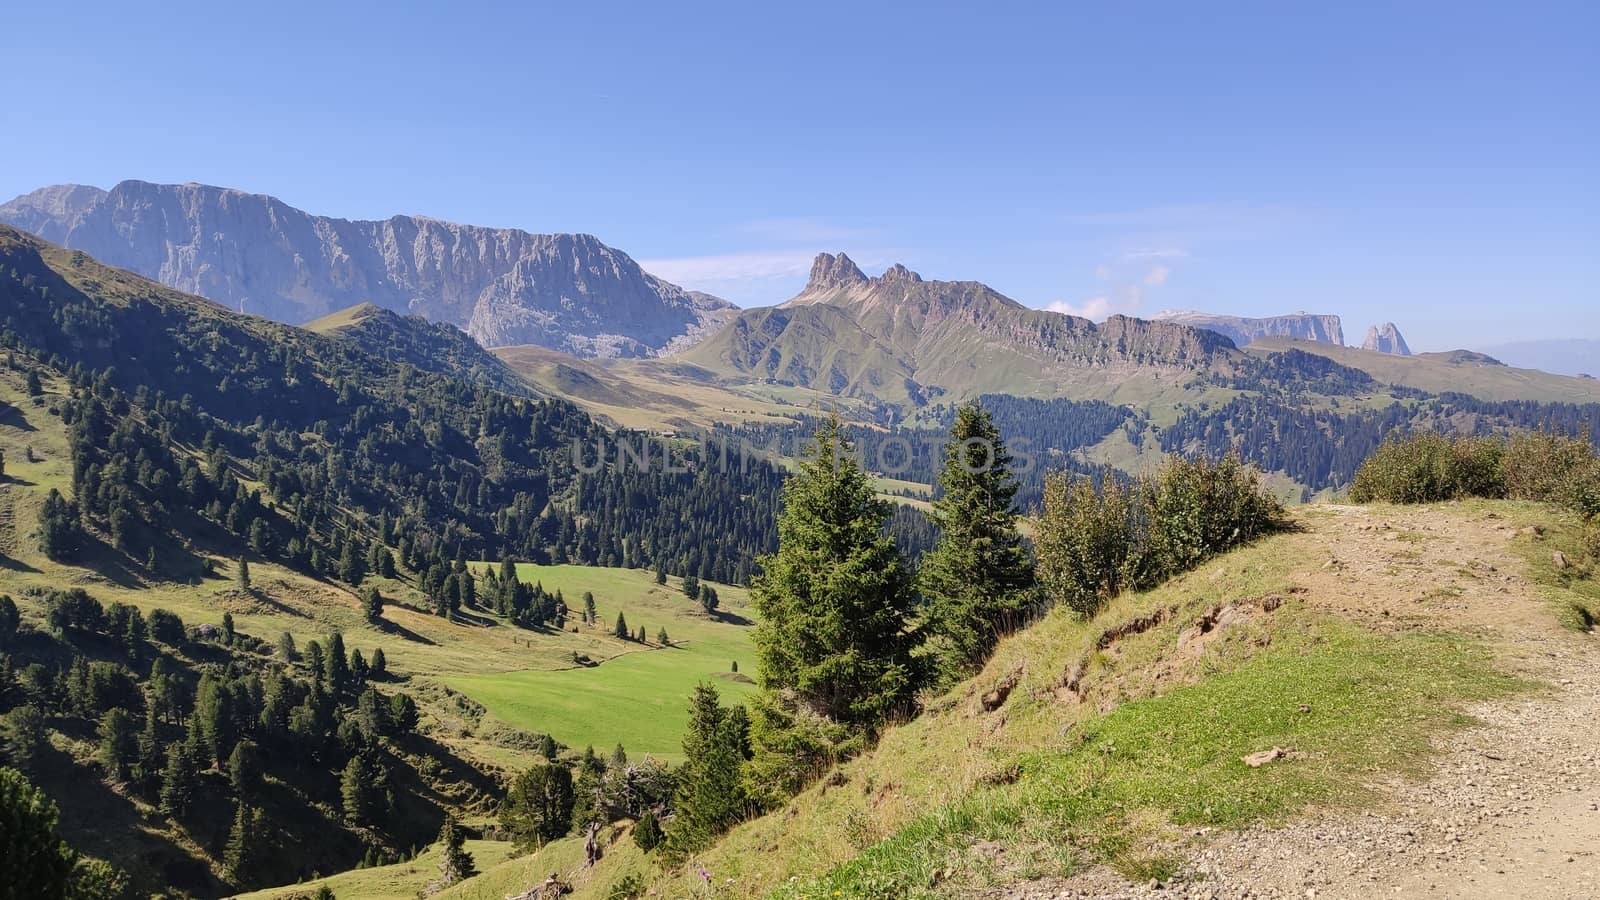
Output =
[
  {"x1": 1349, "y1": 433, "x2": 1506, "y2": 504},
  {"x1": 1035, "y1": 476, "x2": 1138, "y2": 616},
  {"x1": 1502, "y1": 430, "x2": 1596, "y2": 505},
  {"x1": 1352, "y1": 430, "x2": 1597, "y2": 516},
  {"x1": 1035, "y1": 454, "x2": 1286, "y2": 618},
  {"x1": 1141, "y1": 454, "x2": 1286, "y2": 579}
]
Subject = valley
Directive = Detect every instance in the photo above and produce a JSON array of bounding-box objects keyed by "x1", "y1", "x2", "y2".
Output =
[{"x1": 1, "y1": 220, "x2": 1596, "y2": 900}]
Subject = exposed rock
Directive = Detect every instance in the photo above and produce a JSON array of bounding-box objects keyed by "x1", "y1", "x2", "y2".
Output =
[
  {"x1": 1552, "y1": 550, "x2": 1572, "y2": 570},
  {"x1": 1362, "y1": 322, "x2": 1413, "y2": 355},
  {"x1": 1242, "y1": 746, "x2": 1304, "y2": 767},
  {"x1": 805, "y1": 251, "x2": 869, "y2": 290},
  {"x1": 1152, "y1": 310, "x2": 1345, "y2": 347},
  {"x1": 0, "y1": 180, "x2": 736, "y2": 358},
  {"x1": 981, "y1": 668, "x2": 1023, "y2": 712},
  {"x1": 685, "y1": 256, "x2": 1235, "y2": 405}
]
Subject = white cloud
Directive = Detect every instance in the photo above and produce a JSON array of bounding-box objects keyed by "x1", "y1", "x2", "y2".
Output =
[
  {"x1": 1047, "y1": 262, "x2": 1175, "y2": 322},
  {"x1": 1047, "y1": 296, "x2": 1119, "y2": 319}
]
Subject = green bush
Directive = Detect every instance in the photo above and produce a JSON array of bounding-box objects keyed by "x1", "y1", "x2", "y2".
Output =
[
  {"x1": 1503, "y1": 430, "x2": 1597, "y2": 507},
  {"x1": 1351, "y1": 430, "x2": 1597, "y2": 517},
  {"x1": 1348, "y1": 433, "x2": 1506, "y2": 504},
  {"x1": 1035, "y1": 454, "x2": 1286, "y2": 618},
  {"x1": 1035, "y1": 476, "x2": 1138, "y2": 616}
]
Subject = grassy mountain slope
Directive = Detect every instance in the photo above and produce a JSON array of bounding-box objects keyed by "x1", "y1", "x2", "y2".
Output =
[
  {"x1": 304, "y1": 302, "x2": 533, "y2": 396},
  {"x1": 1246, "y1": 338, "x2": 1600, "y2": 403},
  {"x1": 393, "y1": 499, "x2": 1593, "y2": 900}
]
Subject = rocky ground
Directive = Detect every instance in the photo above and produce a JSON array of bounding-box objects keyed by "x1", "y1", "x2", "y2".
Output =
[{"x1": 996, "y1": 504, "x2": 1600, "y2": 900}]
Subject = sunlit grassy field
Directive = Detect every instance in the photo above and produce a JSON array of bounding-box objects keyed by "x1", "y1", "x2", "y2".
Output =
[{"x1": 445, "y1": 563, "x2": 758, "y2": 759}]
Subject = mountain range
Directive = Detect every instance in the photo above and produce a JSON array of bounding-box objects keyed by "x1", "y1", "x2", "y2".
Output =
[
  {"x1": 679, "y1": 252, "x2": 1234, "y2": 408},
  {"x1": 0, "y1": 180, "x2": 736, "y2": 358}
]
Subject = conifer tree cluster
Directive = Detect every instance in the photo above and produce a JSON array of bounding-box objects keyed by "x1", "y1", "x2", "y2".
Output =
[{"x1": 0, "y1": 582, "x2": 437, "y2": 892}]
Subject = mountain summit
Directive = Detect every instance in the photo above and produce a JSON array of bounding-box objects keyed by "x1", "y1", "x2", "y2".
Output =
[
  {"x1": 0, "y1": 180, "x2": 735, "y2": 358},
  {"x1": 681, "y1": 254, "x2": 1233, "y2": 406},
  {"x1": 1362, "y1": 322, "x2": 1412, "y2": 355}
]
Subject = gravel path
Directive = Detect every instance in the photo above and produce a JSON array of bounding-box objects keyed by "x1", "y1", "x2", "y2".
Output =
[{"x1": 996, "y1": 505, "x2": 1600, "y2": 900}]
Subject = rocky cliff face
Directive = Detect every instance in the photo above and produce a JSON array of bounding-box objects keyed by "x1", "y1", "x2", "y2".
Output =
[
  {"x1": 0, "y1": 181, "x2": 735, "y2": 358},
  {"x1": 1362, "y1": 322, "x2": 1412, "y2": 356},
  {"x1": 683, "y1": 253, "x2": 1236, "y2": 406},
  {"x1": 1152, "y1": 310, "x2": 1345, "y2": 347}
]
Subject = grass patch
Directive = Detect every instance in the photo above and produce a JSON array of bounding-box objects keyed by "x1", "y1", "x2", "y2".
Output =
[
  {"x1": 775, "y1": 617, "x2": 1522, "y2": 899},
  {"x1": 234, "y1": 839, "x2": 519, "y2": 900},
  {"x1": 446, "y1": 564, "x2": 758, "y2": 759},
  {"x1": 1517, "y1": 518, "x2": 1600, "y2": 632}
]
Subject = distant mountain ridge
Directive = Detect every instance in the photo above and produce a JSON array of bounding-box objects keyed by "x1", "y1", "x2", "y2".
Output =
[
  {"x1": 1151, "y1": 309, "x2": 1345, "y2": 347},
  {"x1": 679, "y1": 252, "x2": 1236, "y2": 406},
  {"x1": 0, "y1": 180, "x2": 735, "y2": 358},
  {"x1": 1477, "y1": 339, "x2": 1599, "y2": 378}
]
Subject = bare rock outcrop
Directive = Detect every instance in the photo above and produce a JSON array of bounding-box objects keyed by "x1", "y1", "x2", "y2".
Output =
[
  {"x1": 0, "y1": 180, "x2": 735, "y2": 358},
  {"x1": 1362, "y1": 321, "x2": 1413, "y2": 355}
]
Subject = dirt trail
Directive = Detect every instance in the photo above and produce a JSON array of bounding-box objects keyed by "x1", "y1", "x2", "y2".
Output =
[{"x1": 1005, "y1": 504, "x2": 1600, "y2": 900}]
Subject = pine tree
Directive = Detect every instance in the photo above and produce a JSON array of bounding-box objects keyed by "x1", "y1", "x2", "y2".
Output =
[
  {"x1": 97, "y1": 708, "x2": 137, "y2": 780},
  {"x1": 325, "y1": 633, "x2": 350, "y2": 697},
  {"x1": 682, "y1": 574, "x2": 701, "y2": 601},
  {"x1": 657, "y1": 627, "x2": 670, "y2": 646},
  {"x1": 223, "y1": 802, "x2": 263, "y2": 883},
  {"x1": 538, "y1": 733, "x2": 558, "y2": 761},
  {"x1": 749, "y1": 417, "x2": 918, "y2": 729},
  {"x1": 700, "y1": 585, "x2": 719, "y2": 614},
  {"x1": 663, "y1": 683, "x2": 747, "y2": 858},
  {"x1": 920, "y1": 401, "x2": 1036, "y2": 675},
  {"x1": 0, "y1": 767, "x2": 76, "y2": 896},
  {"x1": 613, "y1": 612, "x2": 629, "y2": 640},
  {"x1": 25, "y1": 369, "x2": 43, "y2": 396},
  {"x1": 362, "y1": 587, "x2": 384, "y2": 622},
  {"x1": 0, "y1": 595, "x2": 19, "y2": 647},
  {"x1": 582, "y1": 592, "x2": 597, "y2": 625},
  {"x1": 236, "y1": 557, "x2": 251, "y2": 591},
  {"x1": 633, "y1": 809, "x2": 662, "y2": 852},
  {"x1": 341, "y1": 754, "x2": 377, "y2": 825},
  {"x1": 434, "y1": 814, "x2": 476, "y2": 887},
  {"x1": 228, "y1": 739, "x2": 260, "y2": 799},
  {"x1": 158, "y1": 742, "x2": 197, "y2": 818},
  {"x1": 370, "y1": 647, "x2": 387, "y2": 679},
  {"x1": 37, "y1": 489, "x2": 81, "y2": 561},
  {"x1": 499, "y1": 763, "x2": 575, "y2": 849},
  {"x1": 136, "y1": 708, "x2": 163, "y2": 790}
]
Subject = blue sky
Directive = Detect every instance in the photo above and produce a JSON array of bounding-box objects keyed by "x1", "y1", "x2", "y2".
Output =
[{"x1": 3, "y1": 1, "x2": 1595, "y2": 350}]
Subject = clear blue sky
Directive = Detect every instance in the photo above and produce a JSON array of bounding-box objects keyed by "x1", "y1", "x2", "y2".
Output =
[{"x1": 3, "y1": 1, "x2": 1595, "y2": 350}]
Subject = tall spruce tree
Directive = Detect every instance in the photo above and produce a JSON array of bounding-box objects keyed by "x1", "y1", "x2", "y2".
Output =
[
  {"x1": 749, "y1": 417, "x2": 918, "y2": 729},
  {"x1": 662, "y1": 683, "x2": 747, "y2": 858},
  {"x1": 97, "y1": 708, "x2": 137, "y2": 780},
  {"x1": 920, "y1": 401, "x2": 1036, "y2": 675},
  {"x1": 223, "y1": 802, "x2": 264, "y2": 883}
]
